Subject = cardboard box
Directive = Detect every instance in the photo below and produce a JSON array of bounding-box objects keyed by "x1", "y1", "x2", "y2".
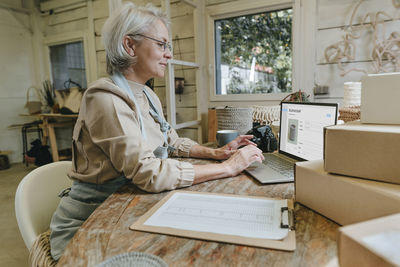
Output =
[
  {"x1": 361, "y1": 73, "x2": 400, "y2": 124},
  {"x1": 295, "y1": 160, "x2": 400, "y2": 225},
  {"x1": 338, "y1": 213, "x2": 400, "y2": 267},
  {"x1": 324, "y1": 121, "x2": 400, "y2": 184}
]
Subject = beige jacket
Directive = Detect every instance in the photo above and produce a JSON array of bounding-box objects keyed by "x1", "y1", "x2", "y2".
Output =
[{"x1": 69, "y1": 78, "x2": 197, "y2": 192}]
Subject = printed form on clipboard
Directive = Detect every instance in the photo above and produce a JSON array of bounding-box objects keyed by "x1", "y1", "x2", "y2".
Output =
[{"x1": 130, "y1": 191, "x2": 296, "y2": 251}]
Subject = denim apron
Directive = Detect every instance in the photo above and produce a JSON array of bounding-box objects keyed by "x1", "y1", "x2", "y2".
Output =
[{"x1": 50, "y1": 73, "x2": 173, "y2": 260}]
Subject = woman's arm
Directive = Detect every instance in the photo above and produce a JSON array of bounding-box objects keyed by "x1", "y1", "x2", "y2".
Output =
[
  {"x1": 189, "y1": 135, "x2": 256, "y2": 160},
  {"x1": 82, "y1": 88, "x2": 194, "y2": 192},
  {"x1": 192, "y1": 144, "x2": 264, "y2": 184}
]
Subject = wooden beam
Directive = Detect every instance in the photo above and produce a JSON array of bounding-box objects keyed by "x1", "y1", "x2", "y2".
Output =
[
  {"x1": 47, "y1": 6, "x2": 87, "y2": 26},
  {"x1": 40, "y1": 0, "x2": 85, "y2": 12},
  {"x1": 181, "y1": 0, "x2": 197, "y2": 8},
  {"x1": 174, "y1": 120, "x2": 201, "y2": 129},
  {"x1": 0, "y1": 3, "x2": 31, "y2": 14},
  {"x1": 169, "y1": 59, "x2": 199, "y2": 67},
  {"x1": 207, "y1": 109, "x2": 217, "y2": 142}
]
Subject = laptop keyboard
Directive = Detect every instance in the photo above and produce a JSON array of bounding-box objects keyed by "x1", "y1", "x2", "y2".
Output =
[{"x1": 263, "y1": 154, "x2": 294, "y2": 178}]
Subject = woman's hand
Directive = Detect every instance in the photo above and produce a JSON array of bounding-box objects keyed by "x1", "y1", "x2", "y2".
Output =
[
  {"x1": 213, "y1": 135, "x2": 256, "y2": 160},
  {"x1": 221, "y1": 145, "x2": 264, "y2": 177}
]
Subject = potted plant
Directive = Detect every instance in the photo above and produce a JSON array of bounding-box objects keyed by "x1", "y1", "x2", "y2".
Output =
[{"x1": 40, "y1": 80, "x2": 57, "y2": 113}]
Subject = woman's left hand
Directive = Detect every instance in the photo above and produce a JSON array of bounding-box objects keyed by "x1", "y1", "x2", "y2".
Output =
[{"x1": 213, "y1": 135, "x2": 256, "y2": 160}]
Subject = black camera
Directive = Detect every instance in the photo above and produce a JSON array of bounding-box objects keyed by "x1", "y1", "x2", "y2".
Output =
[{"x1": 246, "y1": 125, "x2": 278, "y2": 153}]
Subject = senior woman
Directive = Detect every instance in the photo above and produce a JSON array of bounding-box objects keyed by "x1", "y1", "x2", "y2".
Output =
[{"x1": 49, "y1": 2, "x2": 264, "y2": 260}]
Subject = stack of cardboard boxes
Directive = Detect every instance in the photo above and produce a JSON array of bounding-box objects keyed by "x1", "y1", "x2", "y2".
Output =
[{"x1": 295, "y1": 73, "x2": 400, "y2": 267}]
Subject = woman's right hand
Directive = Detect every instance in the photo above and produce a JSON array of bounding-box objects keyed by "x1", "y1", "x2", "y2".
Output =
[{"x1": 221, "y1": 145, "x2": 264, "y2": 177}]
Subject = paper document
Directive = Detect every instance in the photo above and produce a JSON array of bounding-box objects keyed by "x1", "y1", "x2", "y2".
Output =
[{"x1": 144, "y1": 192, "x2": 289, "y2": 240}]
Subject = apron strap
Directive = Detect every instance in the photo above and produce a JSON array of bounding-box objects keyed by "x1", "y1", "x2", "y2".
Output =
[{"x1": 110, "y1": 72, "x2": 147, "y2": 139}]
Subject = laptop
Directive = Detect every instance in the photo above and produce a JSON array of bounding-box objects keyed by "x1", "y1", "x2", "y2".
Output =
[{"x1": 246, "y1": 101, "x2": 338, "y2": 184}]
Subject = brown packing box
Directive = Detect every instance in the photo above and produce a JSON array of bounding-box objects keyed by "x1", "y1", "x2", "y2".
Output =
[
  {"x1": 338, "y1": 213, "x2": 400, "y2": 267},
  {"x1": 324, "y1": 121, "x2": 400, "y2": 184},
  {"x1": 295, "y1": 160, "x2": 400, "y2": 225}
]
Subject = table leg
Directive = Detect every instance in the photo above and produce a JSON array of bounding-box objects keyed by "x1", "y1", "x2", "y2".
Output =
[
  {"x1": 22, "y1": 126, "x2": 27, "y2": 166},
  {"x1": 208, "y1": 109, "x2": 217, "y2": 142},
  {"x1": 48, "y1": 124, "x2": 59, "y2": 162},
  {"x1": 41, "y1": 118, "x2": 49, "y2": 146}
]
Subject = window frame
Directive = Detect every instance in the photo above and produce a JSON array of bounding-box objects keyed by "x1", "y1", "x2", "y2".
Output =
[
  {"x1": 206, "y1": 0, "x2": 296, "y2": 102},
  {"x1": 43, "y1": 31, "x2": 92, "y2": 89}
]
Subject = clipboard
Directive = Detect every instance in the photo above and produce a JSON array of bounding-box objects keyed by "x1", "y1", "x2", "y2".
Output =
[{"x1": 130, "y1": 191, "x2": 296, "y2": 251}]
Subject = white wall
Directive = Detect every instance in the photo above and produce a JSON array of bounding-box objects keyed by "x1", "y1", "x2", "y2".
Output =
[
  {"x1": 0, "y1": 6, "x2": 37, "y2": 163},
  {"x1": 315, "y1": 0, "x2": 400, "y2": 105}
]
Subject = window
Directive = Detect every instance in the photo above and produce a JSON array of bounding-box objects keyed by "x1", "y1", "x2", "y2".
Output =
[
  {"x1": 215, "y1": 9, "x2": 292, "y2": 96},
  {"x1": 49, "y1": 41, "x2": 87, "y2": 90},
  {"x1": 206, "y1": 0, "x2": 296, "y2": 102}
]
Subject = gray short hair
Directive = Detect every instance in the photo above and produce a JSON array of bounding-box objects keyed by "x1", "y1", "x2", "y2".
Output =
[{"x1": 101, "y1": 2, "x2": 169, "y2": 75}]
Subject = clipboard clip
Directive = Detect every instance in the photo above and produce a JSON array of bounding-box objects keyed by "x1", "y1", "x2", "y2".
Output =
[{"x1": 280, "y1": 207, "x2": 295, "y2": 231}]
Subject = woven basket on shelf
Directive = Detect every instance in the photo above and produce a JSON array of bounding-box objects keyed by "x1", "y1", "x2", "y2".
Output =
[
  {"x1": 252, "y1": 105, "x2": 280, "y2": 125},
  {"x1": 338, "y1": 105, "x2": 360, "y2": 122},
  {"x1": 216, "y1": 107, "x2": 253, "y2": 135}
]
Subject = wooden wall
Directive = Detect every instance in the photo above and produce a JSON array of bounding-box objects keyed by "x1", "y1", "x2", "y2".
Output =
[
  {"x1": 154, "y1": 0, "x2": 199, "y2": 140},
  {"x1": 0, "y1": 3, "x2": 35, "y2": 163},
  {"x1": 34, "y1": 0, "x2": 202, "y2": 141},
  {"x1": 6, "y1": 0, "x2": 398, "y2": 162},
  {"x1": 36, "y1": 0, "x2": 108, "y2": 149},
  {"x1": 39, "y1": 0, "x2": 109, "y2": 81},
  {"x1": 93, "y1": 0, "x2": 109, "y2": 78},
  {"x1": 39, "y1": 0, "x2": 319, "y2": 143},
  {"x1": 93, "y1": 0, "x2": 199, "y2": 140},
  {"x1": 315, "y1": 0, "x2": 400, "y2": 105}
]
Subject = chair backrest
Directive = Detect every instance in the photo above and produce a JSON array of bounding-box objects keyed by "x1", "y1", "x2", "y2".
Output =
[{"x1": 15, "y1": 161, "x2": 72, "y2": 250}]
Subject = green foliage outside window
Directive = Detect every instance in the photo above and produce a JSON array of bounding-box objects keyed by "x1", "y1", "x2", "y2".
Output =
[{"x1": 216, "y1": 9, "x2": 292, "y2": 94}]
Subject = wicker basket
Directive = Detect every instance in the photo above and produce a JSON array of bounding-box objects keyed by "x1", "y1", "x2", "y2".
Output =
[
  {"x1": 339, "y1": 105, "x2": 361, "y2": 122},
  {"x1": 29, "y1": 230, "x2": 57, "y2": 267},
  {"x1": 216, "y1": 107, "x2": 253, "y2": 135},
  {"x1": 252, "y1": 105, "x2": 280, "y2": 125}
]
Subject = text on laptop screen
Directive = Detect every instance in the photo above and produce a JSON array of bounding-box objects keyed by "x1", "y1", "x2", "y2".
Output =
[{"x1": 279, "y1": 103, "x2": 337, "y2": 161}]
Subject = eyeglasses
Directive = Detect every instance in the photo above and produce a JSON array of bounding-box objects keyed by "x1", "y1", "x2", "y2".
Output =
[{"x1": 128, "y1": 34, "x2": 172, "y2": 52}]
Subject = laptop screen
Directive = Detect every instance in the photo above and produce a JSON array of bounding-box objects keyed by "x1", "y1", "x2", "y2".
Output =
[{"x1": 279, "y1": 102, "x2": 338, "y2": 161}]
